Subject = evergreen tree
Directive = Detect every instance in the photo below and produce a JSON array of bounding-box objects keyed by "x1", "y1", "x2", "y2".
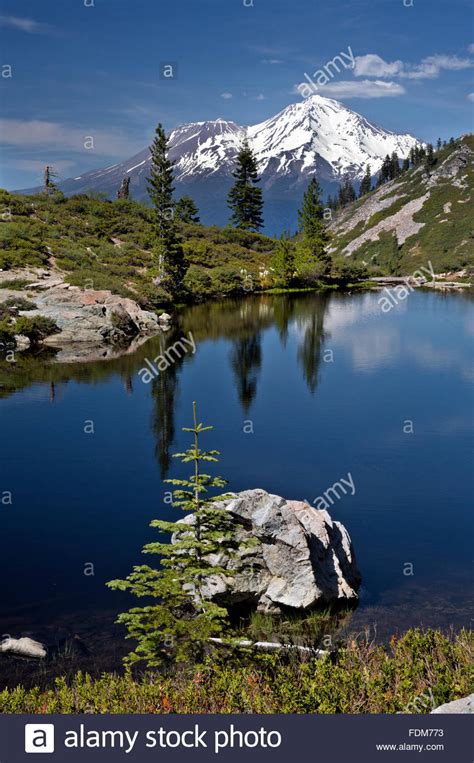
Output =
[
  {"x1": 390, "y1": 151, "x2": 400, "y2": 179},
  {"x1": 437, "y1": 138, "x2": 442, "y2": 151},
  {"x1": 402, "y1": 157, "x2": 410, "y2": 173},
  {"x1": 425, "y1": 143, "x2": 436, "y2": 171},
  {"x1": 108, "y1": 402, "x2": 242, "y2": 667},
  {"x1": 271, "y1": 232, "x2": 296, "y2": 286},
  {"x1": 147, "y1": 123, "x2": 185, "y2": 296},
  {"x1": 174, "y1": 195, "x2": 200, "y2": 224},
  {"x1": 359, "y1": 164, "x2": 372, "y2": 197},
  {"x1": 378, "y1": 154, "x2": 392, "y2": 185},
  {"x1": 298, "y1": 178, "x2": 331, "y2": 272},
  {"x1": 449, "y1": 137, "x2": 455, "y2": 145},
  {"x1": 338, "y1": 178, "x2": 357, "y2": 206},
  {"x1": 299, "y1": 177, "x2": 326, "y2": 237},
  {"x1": 227, "y1": 139, "x2": 264, "y2": 231}
]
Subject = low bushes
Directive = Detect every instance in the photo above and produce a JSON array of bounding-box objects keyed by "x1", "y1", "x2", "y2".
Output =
[{"x1": 0, "y1": 629, "x2": 471, "y2": 714}]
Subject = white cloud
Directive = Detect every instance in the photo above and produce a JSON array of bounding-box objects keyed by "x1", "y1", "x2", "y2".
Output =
[
  {"x1": 0, "y1": 15, "x2": 51, "y2": 34},
  {"x1": 254, "y1": 93, "x2": 266, "y2": 101},
  {"x1": 354, "y1": 52, "x2": 473, "y2": 81},
  {"x1": 220, "y1": 92, "x2": 233, "y2": 99},
  {"x1": 468, "y1": 43, "x2": 474, "y2": 54},
  {"x1": 262, "y1": 58, "x2": 284, "y2": 65},
  {"x1": 354, "y1": 54, "x2": 403, "y2": 78},
  {"x1": 401, "y1": 54, "x2": 473, "y2": 79},
  {"x1": 296, "y1": 79, "x2": 406, "y2": 99},
  {"x1": 468, "y1": 93, "x2": 474, "y2": 102},
  {"x1": 0, "y1": 119, "x2": 135, "y2": 156}
]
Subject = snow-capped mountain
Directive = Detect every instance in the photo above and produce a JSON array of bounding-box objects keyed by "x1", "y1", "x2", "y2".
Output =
[{"x1": 19, "y1": 95, "x2": 420, "y2": 233}]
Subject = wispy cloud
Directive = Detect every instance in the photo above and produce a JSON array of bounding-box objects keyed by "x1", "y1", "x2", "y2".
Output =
[
  {"x1": 295, "y1": 79, "x2": 406, "y2": 99},
  {"x1": 468, "y1": 43, "x2": 474, "y2": 54},
  {"x1": 0, "y1": 15, "x2": 52, "y2": 34},
  {"x1": 402, "y1": 54, "x2": 474, "y2": 79},
  {"x1": 468, "y1": 93, "x2": 474, "y2": 102},
  {"x1": 0, "y1": 119, "x2": 136, "y2": 156},
  {"x1": 220, "y1": 92, "x2": 233, "y2": 99},
  {"x1": 354, "y1": 52, "x2": 473, "y2": 80},
  {"x1": 262, "y1": 58, "x2": 284, "y2": 65},
  {"x1": 254, "y1": 93, "x2": 267, "y2": 101}
]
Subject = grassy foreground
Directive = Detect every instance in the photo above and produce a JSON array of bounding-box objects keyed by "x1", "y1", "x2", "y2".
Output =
[{"x1": 1, "y1": 629, "x2": 472, "y2": 714}]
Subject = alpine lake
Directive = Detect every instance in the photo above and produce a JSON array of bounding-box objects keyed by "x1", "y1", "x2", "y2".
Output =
[{"x1": 0, "y1": 288, "x2": 472, "y2": 685}]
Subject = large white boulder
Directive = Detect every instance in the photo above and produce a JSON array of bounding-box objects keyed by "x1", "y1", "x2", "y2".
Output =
[{"x1": 179, "y1": 489, "x2": 361, "y2": 613}]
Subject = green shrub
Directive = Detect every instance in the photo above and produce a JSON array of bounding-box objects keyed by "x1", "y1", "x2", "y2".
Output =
[
  {"x1": 183, "y1": 265, "x2": 213, "y2": 298},
  {"x1": 1, "y1": 296, "x2": 37, "y2": 313},
  {"x1": 331, "y1": 257, "x2": 369, "y2": 281},
  {"x1": 14, "y1": 315, "x2": 60, "y2": 343},
  {"x1": 0, "y1": 279, "x2": 33, "y2": 289},
  {"x1": 210, "y1": 265, "x2": 243, "y2": 294}
]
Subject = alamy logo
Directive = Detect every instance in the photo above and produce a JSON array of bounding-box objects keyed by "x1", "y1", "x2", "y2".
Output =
[{"x1": 25, "y1": 724, "x2": 55, "y2": 754}]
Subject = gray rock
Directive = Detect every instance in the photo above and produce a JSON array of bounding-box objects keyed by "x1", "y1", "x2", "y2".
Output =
[
  {"x1": 0, "y1": 636, "x2": 46, "y2": 659},
  {"x1": 177, "y1": 489, "x2": 361, "y2": 613},
  {"x1": 431, "y1": 694, "x2": 474, "y2": 714}
]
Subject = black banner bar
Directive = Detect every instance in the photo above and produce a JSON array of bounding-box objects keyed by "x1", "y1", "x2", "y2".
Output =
[{"x1": 0, "y1": 714, "x2": 472, "y2": 763}]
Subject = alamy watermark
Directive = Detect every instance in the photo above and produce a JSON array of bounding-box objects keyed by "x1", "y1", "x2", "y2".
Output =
[
  {"x1": 378, "y1": 261, "x2": 436, "y2": 313},
  {"x1": 312, "y1": 471, "x2": 356, "y2": 510},
  {"x1": 138, "y1": 331, "x2": 196, "y2": 384},
  {"x1": 297, "y1": 46, "x2": 355, "y2": 99}
]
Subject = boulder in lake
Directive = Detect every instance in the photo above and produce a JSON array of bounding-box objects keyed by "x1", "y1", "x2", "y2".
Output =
[
  {"x1": 0, "y1": 636, "x2": 46, "y2": 659},
  {"x1": 178, "y1": 489, "x2": 361, "y2": 613}
]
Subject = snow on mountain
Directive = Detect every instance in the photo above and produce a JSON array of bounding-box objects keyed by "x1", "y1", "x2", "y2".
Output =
[
  {"x1": 17, "y1": 95, "x2": 421, "y2": 231},
  {"x1": 170, "y1": 119, "x2": 244, "y2": 178},
  {"x1": 247, "y1": 95, "x2": 418, "y2": 181},
  {"x1": 162, "y1": 95, "x2": 418, "y2": 185}
]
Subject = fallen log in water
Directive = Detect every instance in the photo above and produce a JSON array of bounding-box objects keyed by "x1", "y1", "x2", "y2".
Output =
[{"x1": 208, "y1": 637, "x2": 328, "y2": 657}]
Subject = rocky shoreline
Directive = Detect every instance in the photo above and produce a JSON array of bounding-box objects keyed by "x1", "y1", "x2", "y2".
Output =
[{"x1": 0, "y1": 267, "x2": 170, "y2": 362}]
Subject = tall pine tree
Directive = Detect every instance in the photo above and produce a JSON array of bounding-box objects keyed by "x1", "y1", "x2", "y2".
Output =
[
  {"x1": 338, "y1": 178, "x2": 357, "y2": 205},
  {"x1": 271, "y1": 232, "x2": 296, "y2": 286},
  {"x1": 227, "y1": 139, "x2": 264, "y2": 231},
  {"x1": 425, "y1": 143, "x2": 436, "y2": 171},
  {"x1": 147, "y1": 123, "x2": 185, "y2": 297},
  {"x1": 359, "y1": 164, "x2": 372, "y2": 197},
  {"x1": 298, "y1": 177, "x2": 332, "y2": 274}
]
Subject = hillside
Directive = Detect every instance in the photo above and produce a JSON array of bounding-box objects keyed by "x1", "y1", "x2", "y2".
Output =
[
  {"x1": 329, "y1": 135, "x2": 474, "y2": 274},
  {"x1": 0, "y1": 190, "x2": 278, "y2": 309},
  {"x1": 1, "y1": 134, "x2": 472, "y2": 333}
]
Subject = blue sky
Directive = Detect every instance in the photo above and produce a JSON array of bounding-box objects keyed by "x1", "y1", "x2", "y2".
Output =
[{"x1": 1, "y1": 0, "x2": 473, "y2": 189}]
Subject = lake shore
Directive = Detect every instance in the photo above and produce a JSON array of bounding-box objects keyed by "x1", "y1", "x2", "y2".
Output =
[{"x1": 1, "y1": 266, "x2": 471, "y2": 364}]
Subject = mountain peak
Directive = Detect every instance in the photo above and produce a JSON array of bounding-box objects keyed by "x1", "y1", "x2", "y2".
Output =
[{"x1": 16, "y1": 95, "x2": 421, "y2": 231}]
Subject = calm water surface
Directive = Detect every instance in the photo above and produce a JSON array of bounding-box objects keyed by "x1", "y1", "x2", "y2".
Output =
[{"x1": 0, "y1": 290, "x2": 473, "y2": 679}]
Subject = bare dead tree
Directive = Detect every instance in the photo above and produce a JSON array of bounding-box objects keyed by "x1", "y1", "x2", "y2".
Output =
[
  {"x1": 117, "y1": 175, "x2": 131, "y2": 199},
  {"x1": 44, "y1": 165, "x2": 59, "y2": 195}
]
